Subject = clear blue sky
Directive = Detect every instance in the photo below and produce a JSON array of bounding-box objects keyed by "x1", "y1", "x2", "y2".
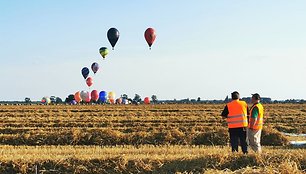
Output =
[{"x1": 1, "y1": 0, "x2": 306, "y2": 101}]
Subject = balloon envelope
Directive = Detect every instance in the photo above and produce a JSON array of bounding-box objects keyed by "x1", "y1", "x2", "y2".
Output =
[
  {"x1": 91, "y1": 62, "x2": 99, "y2": 74},
  {"x1": 107, "y1": 28, "x2": 120, "y2": 50},
  {"x1": 74, "y1": 91, "x2": 82, "y2": 103},
  {"x1": 81, "y1": 67, "x2": 90, "y2": 79},
  {"x1": 144, "y1": 97, "x2": 150, "y2": 104},
  {"x1": 122, "y1": 98, "x2": 128, "y2": 105},
  {"x1": 80, "y1": 91, "x2": 91, "y2": 103},
  {"x1": 70, "y1": 100, "x2": 77, "y2": 105},
  {"x1": 144, "y1": 28, "x2": 156, "y2": 49},
  {"x1": 86, "y1": 77, "x2": 93, "y2": 87},
  {"x1": 108, "y1": 91, "x2": 116, "y2": 99},
  {"x1": 116, "y1": 98, "x2": 122, "y2": 104},
  {"x1": 99, "y1": 47, "x2": 109, "y2": 59},
  {"x1": 41, "y1": 97, "x2": 51, "y2": 105},
  {"x1": 109, "y1": 98, "x2": 115, "y2": 104},
  {"x1": 91, "y1": 90, "x2": 99, "y2": 102},
  {"x1": 99, "y1": 91, "x2": 107, "y2": 102}
]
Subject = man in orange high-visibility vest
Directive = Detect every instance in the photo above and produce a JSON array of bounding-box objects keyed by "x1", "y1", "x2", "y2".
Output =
[
  {"x1": 248, "y1": 93, "x2": 264, "y2": 153},
  {"x1": 221, "y1": 91, "x2": 249, "y2": 154}
]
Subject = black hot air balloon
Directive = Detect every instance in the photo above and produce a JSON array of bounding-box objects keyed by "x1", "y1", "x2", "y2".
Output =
[
  {"x1": 107, "y1": 28, "x2": 120, "y2": 50},
  {"x1": 81, "y1": 67, "x2": 90, "y2": 79}
]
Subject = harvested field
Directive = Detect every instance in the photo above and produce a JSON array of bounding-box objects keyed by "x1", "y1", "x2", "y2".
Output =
[
  {"x1": 0, "y1": 145, "x2": 305, "y2": 173},
  {"x1": 0, "y1": 104, "x2": 305, "y2": 173}
]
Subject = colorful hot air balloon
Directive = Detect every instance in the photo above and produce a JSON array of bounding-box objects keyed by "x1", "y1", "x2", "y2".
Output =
[
  {"x1": 99, "y1": 91, "x2": 107, "y2": 103},
  {"x1": 70, "y1": 100, "x2": 77, "y2": 105},
  {"x1": 99, "y1": 47, "x2": 109, "y2": 59},
  {"x1": 86, "y1": 77, "x2": 93, "y2": 87},
  {"x1": 41, "y1": 97, "x2": 51, "y2": 105},
  {"x1": 91, "y1": 90, "x2": 99, "y2": 102},
  {"x1": 122, "y1": 98, "x2": 128, "y2": 105},
  {"x1": 108, "y1": 91, "x2": 116, "y2": 100},
  {"x1": 109, "y1": 98, "x2": 115, "y2": 104},
  {"x1": 116, "y1": 98, "x2": 122, "y2": 104},
  {"x1": 81, "y1": 67, "x2": 90, "y2": 79},
  {"x1": 107, "y1": 28, "x2": 120, "y2": 50},
  {"x1": 80, "y1": 90, "x2": 91, "y2": 103},
  {"x1": 144, "y1": 97, "x2": 150, "y2": 104},
  {"x1": 144, "y1": 28, "x2": 156, "y2": 50},
  {"x1": 74, "y1": 91, "x2": 82, "y2": 103},
  {"x1": 91, "y1": 62, "x2": 99, "y2": 74}
]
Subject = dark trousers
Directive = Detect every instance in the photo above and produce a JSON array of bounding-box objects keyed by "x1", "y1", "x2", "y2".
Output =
[{"x1": 229, "y1": 127, "x2": 248, "y2": 154}]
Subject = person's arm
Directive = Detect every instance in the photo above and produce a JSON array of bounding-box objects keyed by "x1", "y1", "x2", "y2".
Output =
[
  {"x1": 249, "y1": 106, "x2": 259, "y2": 129},
  {"x1": 247, "y1": 105, "x2": 250, "y2": 124},
  {"x1": 221, "y1": 105, "x2": 229, "y2": 118},
  {"x1": 247, "y1": 106, "x2": 250, "y2": 116}
]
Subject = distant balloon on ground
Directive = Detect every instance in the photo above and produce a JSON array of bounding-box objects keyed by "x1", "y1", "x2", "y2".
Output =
[
  {"x1": 99, "y1": 91, "x2": 107, "y2": 103},
  {"x1": 108, "y1": 91, "x2": 116, "y2": 99},
  {"x1": 91, "y1": 62, "x2": 99, "y2": 74},
  {"x1": 81, "y1": 67, "x2": 90, "y2": 79},
  {"x1": 99, "y1": 47, "x2": 109, "y2": 59},
  {"x1": 74, "y1": 91, "x2": 82, "y2": 103},
  {"x1": 107, "y1": 28, "x2": 120, "y2": 50},
  {"x1": 41, "y1": 97, "x2": 51, "y2": 105},
  {"x1": 70, "y1": 100, "x2": 77, "y2": 105},
  {"x1": 80, "y1": 91, "x2": 91, "y2": 103},
  {"x1": 144, "y1": 97, "x2": 150, "y2": 104},
  {"x1": 91, "y1": 90, "x2": 99, "y2": 102},
  {"x1": 109, "y1": 98, "x2": 115, "y2": 104},
  {"x1": 144, "y1": 28, "x2": 156, "y2": 49},
  {"x1": 116, "y1": 98, "x2": 122, "y2": 104},
  {"x1": 122, "y1": 98, "x2": 128, "y2": 105},
  {"x1": 86, "y1": 77, "x2": 93, "y2": 87}
]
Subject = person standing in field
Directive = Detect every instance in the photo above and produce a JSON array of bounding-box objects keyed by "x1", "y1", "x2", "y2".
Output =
[
  {"x1": 248, "y1": 93, "x2": 264, "y2": 153},
  {"x1": 221, "y1": 91, "x2": 249, "y2": 154}
]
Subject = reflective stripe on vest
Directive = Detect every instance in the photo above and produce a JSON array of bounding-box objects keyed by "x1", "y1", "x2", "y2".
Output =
[
  {"x1": 226, "y1": 100, "x2": 248, "y2": 128},
  {"x1": 248, "y1": 103, "x2": 264, "y2": 130}
]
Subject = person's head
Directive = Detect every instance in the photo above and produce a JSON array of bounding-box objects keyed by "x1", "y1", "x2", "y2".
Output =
[
  {"x1": 231, "y1": 91, "x2": 240, "y2": 100},
  {"x1": 251, "y1": 93, "x2": 260, "y2": 104}
]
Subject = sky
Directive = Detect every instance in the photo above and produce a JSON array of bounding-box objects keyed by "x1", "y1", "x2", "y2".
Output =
[{"x1": 1, "y1": 0, "x2": 306, "y2": 101}]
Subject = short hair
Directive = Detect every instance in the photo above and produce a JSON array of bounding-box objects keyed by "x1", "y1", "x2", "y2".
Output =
[
  {"x1": 231, "y1": 91, "x2": 239, "y2": 100},
  {"x1": 252, "y1": 93, "x2": 261, "y2": 100}
]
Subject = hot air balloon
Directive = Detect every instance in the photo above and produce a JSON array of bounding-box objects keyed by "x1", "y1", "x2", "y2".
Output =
[
  {"x1": 91, "y1": 90, "x2": 99, "y2": 102},
  {"x1": 41, "y1": 97, "x2": 51, "y2": 105},
  {"x1": 74, "y1": 91, "x2": 82, "y2": 103},
  {"x1": 86, "y1": 77, "x2": 93, "y2": 87},
  {"x1": 80, "y1": 91, "x2": 91, "y2": 103},
  {"x1": 107, "y1": 28, "x2": 120, "y2": 50},
  {"x1": 144, "y1": 97, "x2": 150, "y2": 104},
  {"x1": 144, "y1": 28, "x2": 156, "y2": 50},
  {"x1": 116, "y1": 98, "x2": 122, "y2": 104},
  {"x1": 81, "y1": 67, "x2": 90, "y2": 79},
  {"x1": 108, "y1": 91, "x2": 116, "y2": 100},
  {"x1": 70, "y1": 100, "x2": 77, "y2": 105},
  {"x1": 109, "y1": 98, "x2": 115, "y2": 104},
  {"x1": 99, "y1": 47, "x2": 109, "y2": 59},
  {"x1": 99, "y1": 91, "x2": 107, "y2": 103},
  {"x1": 91, "y1": 62, "x2": 99, "y2": 74},
  {"x1": 122, "y1": 98, "x2": 128, "y2": 105}
]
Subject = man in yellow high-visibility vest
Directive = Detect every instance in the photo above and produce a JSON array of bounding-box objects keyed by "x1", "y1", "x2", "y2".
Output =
[
  {"x1": 221, "y1": 91, "x2": 249, "y2": 154},
  {"x1": 248, "y1": 93, "x2": 264, "y2": 153}
]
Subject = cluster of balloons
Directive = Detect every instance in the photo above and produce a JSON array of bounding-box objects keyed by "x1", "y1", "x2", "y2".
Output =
[
  {"x1": 75, "y1": 27, "x2": 156, "y2": 104},
  {"x1": 73, "y1": 90, "x2": 116, "y2": 104},
  {"x1": 99, "y1": 27, "x2": 157, "y2": 60},
  {"x1": 81, "y1": 62, "x2": 100, "y2": 88}
]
